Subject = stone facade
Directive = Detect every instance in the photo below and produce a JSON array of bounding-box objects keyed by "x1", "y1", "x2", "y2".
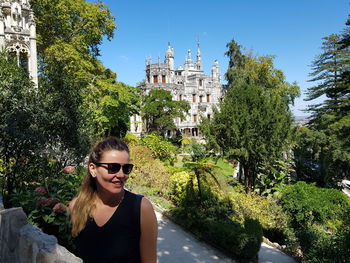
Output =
[
  {"x1": 0, "y1": 0, "x2": 38, "y2": 86},
  {"x1": 0, "y1": 196, "x2": 82, "y2": 263},
  {"x1": 130, "y1": 44, "x2": 225, "y2": 138}
]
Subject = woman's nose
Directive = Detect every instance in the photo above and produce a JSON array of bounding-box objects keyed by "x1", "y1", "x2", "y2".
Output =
[{"x1": 115, "y1": 169, "x2": 126, "y2": 178}]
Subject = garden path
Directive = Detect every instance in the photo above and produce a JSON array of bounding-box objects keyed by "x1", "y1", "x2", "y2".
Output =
[{"x1": 156, "y1": 211, "x2": 297, "y2": 263}]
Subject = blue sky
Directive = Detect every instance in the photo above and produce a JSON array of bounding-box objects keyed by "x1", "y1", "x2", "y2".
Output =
[{"x1": 98, "y1": 0, "x2": 349, "y2": 117}]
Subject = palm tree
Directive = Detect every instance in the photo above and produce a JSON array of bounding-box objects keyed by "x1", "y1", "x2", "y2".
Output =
[{"x1": 184, "y1": 143, "x2": 220, "y2": 201}]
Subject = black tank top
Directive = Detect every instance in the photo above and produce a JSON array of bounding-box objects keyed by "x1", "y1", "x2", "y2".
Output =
[{"x1": 74, "y1": 190, "x2": 143, "y2": 263}]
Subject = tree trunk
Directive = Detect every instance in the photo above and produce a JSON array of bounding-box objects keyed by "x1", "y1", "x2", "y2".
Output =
[
  {"x1": 238, "y1": 162, "x2": 243, "y2": 184},
  {"x1": 195, "y1": 169, "x2": 202, "y2": 201},
  {"x1": 243, "y1": 164, "x2": 255, "y2": 193}
]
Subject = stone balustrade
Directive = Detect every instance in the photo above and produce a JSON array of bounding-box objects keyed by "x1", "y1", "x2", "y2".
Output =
[{"x1": 0, "y1": 195, "x2": 82, "y2": 263}]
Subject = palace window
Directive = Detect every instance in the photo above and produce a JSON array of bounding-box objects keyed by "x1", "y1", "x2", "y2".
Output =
[
  {"x1": 192, "y1": 94, "x2": 196, "y2": 102},
  {"x1": 199, "y1": 79, "x2": 203, "y2": 86},
  {"x1": 179, "y1": 94, "x2": 183, "y2": 101},
  {"x1": 193, "y1": 114, "x2": 197, "y2": 122},
  {"x1": 199, "y1": 95, "x2": 203, "y2": 103},
  {"x1": 207, "y1": 94, "x2": 210, "y2": 103},
  {"x1": 162, "y1": 75, "x2": 166, "y2": 83},
  {"x1": 153, "y1": 75, "x2": 158, "y2": 83},
  {"x1": 19, "y1": 52, "x2": 28, "y2": 71}
]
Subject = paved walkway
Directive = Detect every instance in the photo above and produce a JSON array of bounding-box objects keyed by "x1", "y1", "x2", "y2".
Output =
[{"x1": 156, "y1": 212, "x2": 296, "y2": 263}]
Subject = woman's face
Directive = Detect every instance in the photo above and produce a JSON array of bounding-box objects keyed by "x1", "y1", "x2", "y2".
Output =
[{"x1": 89, "y1": 150, "x2": 131, "y2": 195}]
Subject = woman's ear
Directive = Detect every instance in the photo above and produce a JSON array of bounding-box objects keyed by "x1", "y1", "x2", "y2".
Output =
[{"x1": 89, "y1": 163, "x2": 97, "y2": 177}]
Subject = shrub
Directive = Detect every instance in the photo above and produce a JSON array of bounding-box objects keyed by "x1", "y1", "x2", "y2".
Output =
[
  {"x1": 299, "y1": 226, "x2": 350, "y2": 263},
  {"x1": 278, "y1": 181, "x2": 350, "y2": 231},
  {"x1": 170, "y1": 184, "x2": 262, "y2": 262},
  {"x1": 224, "y1": 185, "x2": 298, "y2": 251},
  {"x1": 127, "y1": 144, "x2": 172, "y2": 201},
  {"x1": 277, "y1": 181, "x2": 350, "y2": 262},
  {"x1": 168, "y1": 171, "x2": 191, "y2": 205},
  {"x1": 124, "y1": 132, "x2": 140, "y2": 144},
  {"x1": 10, "y1": 167, "x2": 83, "y2": 250},
  {"x1": 140, "y1": 134, "x2": 178, "y2": 165}
]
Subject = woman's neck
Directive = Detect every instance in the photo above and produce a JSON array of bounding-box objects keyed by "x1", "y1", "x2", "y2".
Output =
[{"x1": 96, "y1": 189, "x2": 125, "y2": 207}]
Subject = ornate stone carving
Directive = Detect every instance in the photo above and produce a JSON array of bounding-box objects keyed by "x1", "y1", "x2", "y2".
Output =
[
  {"x1": 21, "y1": 9, "x2": 28, "y2": 17},
  {"x1": 7, "y1": 41, "x2": 29, "y2": 55},
  {"x1": 2, "y1": 7, "x2": 11, "y2": 16},
  {"x1": 0, "y1": 0, "x2": 37, "y2": 86}
]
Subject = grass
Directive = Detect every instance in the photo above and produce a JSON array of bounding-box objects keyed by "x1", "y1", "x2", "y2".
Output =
[{"x1": 210, "y1": 157, "x2": 235, "y2": 178}]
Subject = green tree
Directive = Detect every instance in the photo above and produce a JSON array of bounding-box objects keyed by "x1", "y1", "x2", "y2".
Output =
[
  {"x1": 0, "y1": 52, "x2": 45, "y2": 195},
  {"x1": 82, "y1": 69, "x2": 140, "y2": 138},
  {"x1": 141, "y1": 89, "x2": 190, "y2": 135},
  {"x1": 306, "y1": 34, "x2": 350, "y2": 126},
  {"x1": 300, "y1": 26, "x2": 350, "y2": 184},
  {"x1": 340, "y1": 15, "x2": 350, "y2": 87},
  {"x1": 201, "y1": 40, "x2": 299, "y2": 193},
  {"x1": 295, "y1": 30, "x2": 350, "y2": 187},
  {"x1": 29, "y1": 0, "x2": 120, "y2": 162}
]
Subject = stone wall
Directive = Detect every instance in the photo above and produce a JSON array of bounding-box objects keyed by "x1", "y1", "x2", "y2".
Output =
[{"x1": 0, "y1": 195, "x2": 82, "y2": 263}]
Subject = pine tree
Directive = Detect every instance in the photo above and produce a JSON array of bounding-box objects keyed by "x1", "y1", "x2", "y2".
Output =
[
  {"x1": 299, "y1": 19, "x2": 350, "y2": 185},
  {"x1": 306, "y1": 34, "x2": 350, "y2": 126}
]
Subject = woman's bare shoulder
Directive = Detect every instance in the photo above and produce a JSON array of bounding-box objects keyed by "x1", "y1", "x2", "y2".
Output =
[{"x1": 141, "y1": 196, "x2": 155, "y2": 211}]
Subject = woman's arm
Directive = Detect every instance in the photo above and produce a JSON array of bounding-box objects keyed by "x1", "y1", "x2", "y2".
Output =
[{"x1": 140, "y1": 197, "x2": 158, "y2": 263}]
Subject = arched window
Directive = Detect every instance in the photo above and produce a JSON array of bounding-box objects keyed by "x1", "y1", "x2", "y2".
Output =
[
  {"x1": 19, "y1": 52, "x2": 28, "y2": 71},
  {"x1": 7, "y1": 42, "x2": 29, "y2": 71}
]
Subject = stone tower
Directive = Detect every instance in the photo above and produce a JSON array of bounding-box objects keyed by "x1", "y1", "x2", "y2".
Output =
[{"x1": 0, "y1": 0, "x2": 38, "y2": 86}]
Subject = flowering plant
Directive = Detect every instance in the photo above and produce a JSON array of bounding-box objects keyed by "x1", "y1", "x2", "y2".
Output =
[{"x1": 10, "y1": 165, "x2": 83, "y2": 250}]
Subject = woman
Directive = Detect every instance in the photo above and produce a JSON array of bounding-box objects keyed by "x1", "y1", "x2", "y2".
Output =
[{"x1": 69, "y1": 137, "x2": 158, "y2": 263}]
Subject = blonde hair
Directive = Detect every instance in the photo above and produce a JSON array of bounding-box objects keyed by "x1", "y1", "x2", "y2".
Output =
[{"x1": 70, "y1": 137, "x2": 130, "y2": 237}]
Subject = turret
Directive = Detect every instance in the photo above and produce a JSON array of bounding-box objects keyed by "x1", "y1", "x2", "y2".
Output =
[
  {"x1": 165, "y1": 43, "x2": 174, "y2": 71},
  {"x1": 211, "y1": 60, "x2": 220, "y2": 82},
  {"x1": 185, "y1": 49, "x2": 194, "y2": 70},
  {"x1": 196, "y1": 43, "x2": 202, "y2": 71}
]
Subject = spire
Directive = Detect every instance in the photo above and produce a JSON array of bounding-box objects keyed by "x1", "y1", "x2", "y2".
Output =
[
  {"x1": 165, "y1": 42, "x2": 174, "y2": 71},
  {"x1": 166, "y1": 42, "x2": 173, "y2": 58},
  {"x1": 185, "y1": 49, "x2": 193, "y2": 69},
  {"x1": 187, "y1": 49, "x2": 192, "y2": 62},
  {"x1": 196, "y1": 42, "x2": 202, "y2": 71}
]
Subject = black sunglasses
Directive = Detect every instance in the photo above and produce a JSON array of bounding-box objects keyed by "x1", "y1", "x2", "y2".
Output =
[{"x1": 93, "y1": 162, "x2": 134, "y2": 175}]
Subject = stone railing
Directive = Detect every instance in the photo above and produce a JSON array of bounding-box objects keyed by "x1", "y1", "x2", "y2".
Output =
[{"x1": 0, "y1": 195, "x2": 82, "y2": 263}]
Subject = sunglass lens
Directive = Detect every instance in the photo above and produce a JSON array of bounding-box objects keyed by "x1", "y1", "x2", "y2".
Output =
[
  {"x1": 108, "y1": 163, "x2": 121, "y2": 174},
  {"x1": 122, "y1": 164, "x2": 133, "y2": 174}
]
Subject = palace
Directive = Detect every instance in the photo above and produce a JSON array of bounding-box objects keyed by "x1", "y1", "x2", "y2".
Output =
[
  {"x1": 0, "y1": 0, "x2": 37, "y2": 86},
  {"x1": 130, "y1": 44, "x2": 225, "y2": 137}
]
